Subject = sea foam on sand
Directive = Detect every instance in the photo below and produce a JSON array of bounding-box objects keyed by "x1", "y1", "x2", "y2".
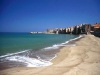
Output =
[{"x1": 5, "y1": 55, "x2": 53, "y2": 67}]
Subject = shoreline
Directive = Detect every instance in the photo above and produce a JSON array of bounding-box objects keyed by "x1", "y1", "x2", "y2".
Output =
[
  {"x1": 0, "y1": 34, "x2": 100, "y2": 75},
  {"x1": 51, "y1": 34, "x2": 84, "y2": 65},
  {"x1": 0, "y1": 34, "x2": 79, "y2": 70}
]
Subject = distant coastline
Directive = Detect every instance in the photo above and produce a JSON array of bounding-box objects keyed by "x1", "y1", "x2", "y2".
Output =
[
  {"x1": 30, "y1": 31, "x2": 55, "y2": 34},
  {"x1": 30, "y1": 22, "x2": 100, "y2": 37}
]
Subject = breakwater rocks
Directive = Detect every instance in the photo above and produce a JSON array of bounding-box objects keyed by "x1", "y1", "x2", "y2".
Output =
[{"x1": 47, "y1": 23, "x2": 96, "y2": 35}]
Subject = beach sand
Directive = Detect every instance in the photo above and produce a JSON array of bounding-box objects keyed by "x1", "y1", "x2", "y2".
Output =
[{"x1": 0, "y1": 34, "x2": 100, "y2": 75}]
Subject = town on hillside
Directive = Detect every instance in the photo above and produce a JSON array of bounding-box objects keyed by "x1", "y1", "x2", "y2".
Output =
[
  {"x1": 31, "y1": 22, "x2": 100, "y2": 37},
  {"x1": 46, "y1": 22, "x2": 100, "y2": 36}
]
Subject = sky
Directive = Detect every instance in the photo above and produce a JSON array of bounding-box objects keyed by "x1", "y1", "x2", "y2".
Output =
[{"x1": 0, "y1": 0, "x2": 100, "y2": 32}]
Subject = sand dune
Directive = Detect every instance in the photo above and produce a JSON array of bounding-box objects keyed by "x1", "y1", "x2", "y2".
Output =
[{"x1": 0, "y1": 34, "x2": 100, "y2": 75}]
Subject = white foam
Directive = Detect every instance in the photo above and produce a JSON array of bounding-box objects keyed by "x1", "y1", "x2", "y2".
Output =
[
  {"x1": 0, "y1": 50, "x2": 29, "y2": 59},
  {"x1": 61, "y1": 42, "x2": 67, "y2": 44},
  {"x1": 65, "y1": 35, "x2": 83, "y2": 44},
  {"x1": 41, "y1": 35, "x2": 83, "y2": 52},
  {"x1": 44, "y1": 44, "x2": 59, "y2": 50},
  {"x1": 49, "y1": 54, "x2": 57, "y2": 61},
  {"x1": 66, "y1": 44, "x2": 76, "y2": 46},
  {"x1": 5, "y1": 55, "x2": 52, "y2": 67},
  {"x1": 71, "y1": 35, "x2": 83, "y2": 41},
  {"x1": 59, "y1": 35, "x2": 82, "y2": 46},
  {"x1": 42, "y1": 35, "x2": 83, "y2": 51}
]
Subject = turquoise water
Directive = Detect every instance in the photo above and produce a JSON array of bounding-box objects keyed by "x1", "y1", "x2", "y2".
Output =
[
  {"x1": 0, "y1": 32, "x2": 80, "y2": 69},
  {"x1": 0, "y1": 32, "x2": 78, "y2": 56}
]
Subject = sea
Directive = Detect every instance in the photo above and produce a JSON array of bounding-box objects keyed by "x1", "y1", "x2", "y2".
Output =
[{"x1": 0, "y1": 32, "x2": 82, "y2": 70}]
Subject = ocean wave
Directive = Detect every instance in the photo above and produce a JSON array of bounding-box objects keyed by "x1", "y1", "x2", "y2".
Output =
[
  {"x1": 0, "y1": 50, "x2": 30, "y2": 59},
  {"x1": 42, "y1": 35, "x2": 83, "y2": 51},
  {"x1": 65, "y1": 35, "x2": 83, "y2": 43},
  {"x1": 0, "y1": 35, "x2": 82, "y2": 59},
  {"x1": 0, "y1": 35, "x2": 83, "y2": 68},
  {"x1": 43, "y1": 44, "x2": 59, "y2": 50},
  {"x1": 70, "y1": 35, "x2": 83, "y2": 41},
  {"x1": 5, "y1": 55, "x2": 52, "y2": 67}
]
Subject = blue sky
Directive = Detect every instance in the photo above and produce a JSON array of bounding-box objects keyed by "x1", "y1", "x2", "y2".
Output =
[{"x1": 0, "y1": 0, "x2": 100, "y2": 32}]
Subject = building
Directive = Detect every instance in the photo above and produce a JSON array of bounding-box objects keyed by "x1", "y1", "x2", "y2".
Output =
[{"x1": 93, "y1": 23, "x2": 100, "y2": 31}]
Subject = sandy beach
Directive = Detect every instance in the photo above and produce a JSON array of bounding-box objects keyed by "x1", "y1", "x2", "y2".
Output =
[{"x1": 0, "y1": 34, "x2": 100, "y2": 75}]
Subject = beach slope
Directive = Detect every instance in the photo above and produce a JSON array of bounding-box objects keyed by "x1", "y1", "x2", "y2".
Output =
[{"x1": 0, "y1": 34, "x2": 100, "y2": 75}]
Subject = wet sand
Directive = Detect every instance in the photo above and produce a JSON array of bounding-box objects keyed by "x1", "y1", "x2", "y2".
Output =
[{"x1": 0, "y1": 34, "x2": 100, "y2": 75}]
